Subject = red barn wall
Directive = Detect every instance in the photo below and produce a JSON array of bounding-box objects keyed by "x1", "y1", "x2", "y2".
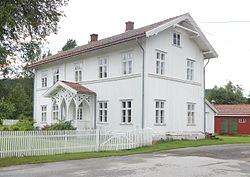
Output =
[{"x1": 215, "y1": 116, "x2": 250, "y2": 134}]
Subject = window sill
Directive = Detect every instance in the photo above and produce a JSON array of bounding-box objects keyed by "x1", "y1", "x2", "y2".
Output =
[
  {"x1": 155, "y1": 73, "x2": 165, "y2": 76},
  {"x1": 120, "y1": 123, "x2": 133, "y2": 125},
  {"x1": 154, "y1": 123, "x2": 166, "y2": 126},
  {"x1": 97, "y1": 122, "x2": 109, "y2": 125},
  {"x1": 187, "y1": 124, "x2": 196, "y2": 126},
  {"x1": 172, "y1": 44, "x2": 182, "y2": 48},
  {"x1": 37, "y1": 87, "x2": 49, "y2": 91},
  {"x1": 98, "y1": 77, "x2": 108, "y2": 79},
  {"x1": 122, "y1": 72, "x2": 134, "y2": 76},
  {"x1": 40, "y1": 121, "x2": 48, "y2": 124}
]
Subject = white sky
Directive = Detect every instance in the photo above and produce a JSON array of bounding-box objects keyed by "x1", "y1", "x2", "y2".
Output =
[{"x1": 45, "y1": 0, "x2": 250, "y2": 95}]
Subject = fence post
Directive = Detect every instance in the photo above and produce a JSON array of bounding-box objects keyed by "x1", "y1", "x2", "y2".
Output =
[
  {"x1": 96, "y1": 127, "x2": 100, "y2": 152},
  {"x1": 64, "y1": 131, "x2": 68, "y2": 153}
]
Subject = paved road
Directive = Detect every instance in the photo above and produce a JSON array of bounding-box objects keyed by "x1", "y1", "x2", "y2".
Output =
[{"x1": 1, "y1": 144, "x2": 250, "y2": 177}]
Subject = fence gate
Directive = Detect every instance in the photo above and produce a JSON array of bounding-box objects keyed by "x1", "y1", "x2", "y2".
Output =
[{"x1": 100, "y1": 129, "x2": 152, "y2": 151}]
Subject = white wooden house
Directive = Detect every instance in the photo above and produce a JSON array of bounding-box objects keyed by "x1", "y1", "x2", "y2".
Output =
[{"x1": 28, "y1": 13, "x2": 218, "y2": 135}]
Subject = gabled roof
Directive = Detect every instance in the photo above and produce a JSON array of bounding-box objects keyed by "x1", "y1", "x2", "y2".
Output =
[
  {"x1": 27, "y1": 13, "x2": 217, "y2": 69},
  {"x1": 205, "y1": 99, "x2": 218, "y2": 113},
  {"x1": 215, "y1": 104, "x2": 250, "y2": 115},
  {"x1": 43, "y1": 81, "x2": 96, "y2": 97}
]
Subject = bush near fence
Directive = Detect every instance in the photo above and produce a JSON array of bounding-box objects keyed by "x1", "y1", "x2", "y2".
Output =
[{"x1": 0, "y1": 129, "x2": 152, "y2": 158}]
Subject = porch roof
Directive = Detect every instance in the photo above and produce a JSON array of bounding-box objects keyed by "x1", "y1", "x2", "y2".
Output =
[{"x1": 43, "y1": 81, "x2": 96, "y2": 97}]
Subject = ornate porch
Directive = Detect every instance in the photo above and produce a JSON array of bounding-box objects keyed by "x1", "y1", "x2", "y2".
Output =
[{"x1": 43, "y1": 81, "x2": 96, "y2": 129}]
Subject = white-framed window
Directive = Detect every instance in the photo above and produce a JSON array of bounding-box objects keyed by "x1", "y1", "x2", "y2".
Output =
[
  {"x1": 77, "y1": 103, "x2": 83, "y2": 120},
  {"x1": 155, "y1": 100, "x2": 165, "y2": 124},
  {"x1": 187, "y1": 59, "x2": 194, "y2": 81},
  {"x1": 173, "y1": 32, "x2": 181, "y2": 46},
  {"x1": 52, "y1": 102, "x2": 59, "y2": 120},
  {"x1": 41, "y1": 73, "x2": 47, "y2": 88},
  {"x1": 99, "y1": 101, "x2": 108, "y2": 123},
  {"x1": 121, "y1": 100, "x2": 132, "y2": 124},
  {"x1": 121, "y1": 52, "x2": 132, "y2": 75},
  {"x1": 53, "y1": 68, "x2": 59, "y2": 84},
  {"x1": 156, "y1": 51, "x2": 166, "y2": 75},
  {"x1": 99, "y1": 57, "x2": 108, "y2": 78},
  {"x1": 41, "y1": 105, "x2": 47, "y2": 122},
  {"x1": 187, "y1": 103, "x2": 195, "y2": 124},
  {"x1": 239, "y1": 118, "x2": 246, "y2": 123},
  {"x1": 75, "y1": 63, "x2": 82, "y2": 82}
]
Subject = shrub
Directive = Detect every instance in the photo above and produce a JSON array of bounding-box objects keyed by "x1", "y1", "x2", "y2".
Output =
[
  {"x1": 14, "y1": 119, "x2": 34, "y2": 131},
  {"x1": 42, "y1": 121, "x2": 76, "y2": 130}
]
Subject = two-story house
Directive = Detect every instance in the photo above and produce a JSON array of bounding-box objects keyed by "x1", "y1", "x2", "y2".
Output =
[{"x1": 27, "y1": 13, "x2": 218, "y2": 135}]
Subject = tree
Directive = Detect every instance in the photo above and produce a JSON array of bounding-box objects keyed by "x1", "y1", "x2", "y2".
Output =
[
  {"x1": 7, "y1": 81, "x2": 33, "y2": 118},
  {"x1": 0, "y1": 98, "x2": 16, "y2": 122},
  {"x1": 206, "y1": 81, "x2": 247, "y2": 104},
  {"x1": 0, "y1": 0, "x2": 68, "y2": 76},
  {"x1": 62, "y1": 39, "x2": 77, "y2": 51}
]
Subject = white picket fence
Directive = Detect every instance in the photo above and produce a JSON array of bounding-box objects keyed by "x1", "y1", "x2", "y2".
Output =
[{"x1": 0, "y1": 128, "x2": 152, "y2": 158}]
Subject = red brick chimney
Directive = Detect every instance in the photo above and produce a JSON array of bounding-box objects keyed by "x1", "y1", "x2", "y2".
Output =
[
  {"x1": 125, "y1": 21, "x2": 134, "y2": 31},
  {"x1": 90, "y1": 34, "x2": 98, "y2": 42}
]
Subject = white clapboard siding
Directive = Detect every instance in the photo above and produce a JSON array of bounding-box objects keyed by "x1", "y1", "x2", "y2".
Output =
[{"x1": 0, "y1": 129, "x2": 152, "y2": 158}]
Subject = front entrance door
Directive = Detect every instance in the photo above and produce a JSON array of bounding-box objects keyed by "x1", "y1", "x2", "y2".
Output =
[{"x1": 76, "y1": 101, "x2": 92, "y2": 129}]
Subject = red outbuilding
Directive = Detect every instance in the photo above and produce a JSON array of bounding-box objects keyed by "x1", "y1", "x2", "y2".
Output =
[{"x1": 215, "y1": 104, "x2": 250, "y2": 134}]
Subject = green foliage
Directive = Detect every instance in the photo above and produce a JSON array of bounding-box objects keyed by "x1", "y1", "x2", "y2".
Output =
[
  {"x1": 206, "y1": 81, "x2": 247, "y2": 104},
  {"x1": 62, "y1": 39, "x2": 77, "y2": 51},
  {"x1": 0, "y1": 98, "x2": 16, "y2": 122},
  {"x1": 42, "y1": 121, "x2": 76, "y2": 130},
  {"x1": 7, "y1": 81, "x2": 33, "y2": 117},
  {"x1": 0, "y1": 78, "x2": 33, "y2": 121},
  {"x1": 0, "y1": 0, "x2": 68, "y2": 76}
]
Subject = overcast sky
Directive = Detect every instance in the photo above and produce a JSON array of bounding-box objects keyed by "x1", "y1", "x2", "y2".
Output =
[{"x1": 45, "y1": 0, "x2": 250, "y2": 95}]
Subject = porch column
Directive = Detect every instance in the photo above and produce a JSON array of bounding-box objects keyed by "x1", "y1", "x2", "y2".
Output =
[{"x1": 75, "y1": 104, "x2": 78, "y2": 128}]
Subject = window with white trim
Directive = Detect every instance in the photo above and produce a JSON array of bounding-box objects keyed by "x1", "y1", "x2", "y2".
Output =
[
  {"x1": 41, "y1": 73, "x2": 47, "y2": 88},
  {"x1": 77, "y1": 103, "x2": 83, "y2": 120},
  {"x1": 187, "y1": 59, "x2": 194, "y2": 81},
  {"x1": 156, "y1": 51, "x2": 166, "y2": 75},
  {"x1": 121, "y1": 100, "x2": 132, "y2": 123},
  {"x1": 187, "y1": 103, "x2": 195, "y2": 124},
  {"x1": 173, "y1": 32, "x2": 181, "y2": 46},
  {"x1": 41, "y1": 105, "x2": 47, "y2": 122},
  {"x1": 99, "y1": 101, "x2": 108, "y2": 123},
  {"x1": 75, "y1": 63, "x2": 82, "y2": 82},
  {"x1": 52, "y1": 102, "x2": 59, "y2": 120},
  {"x1": 53, "y1": 68, "x2": 59, "y2": 84},
  {"x1": 155, "y1": 100, "x2": 165, "y2": 124},
  {"x1": 239, "y1": 118, "x2": 246, "y2": 123},
  {"x1": 99, "y1": 57, "x2": 108, "y2": 78},
  {"x1": 121, "y1": 52, "x2": 132, "y2": 75}
]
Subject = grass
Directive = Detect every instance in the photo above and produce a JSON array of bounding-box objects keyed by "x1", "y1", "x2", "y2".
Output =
[{"x1": 0, "y1": 135, "x2": 250, "y2": 167}]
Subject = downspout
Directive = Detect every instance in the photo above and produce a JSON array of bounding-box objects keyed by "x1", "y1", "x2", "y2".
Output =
[
  {"x1": 136, "y1": 39, "x2": 145, "y2": 129},
  {"x1": 204, "y1": 59, "x2": 210, "y2": 133},
  {"x1": 94, "y1": 95, "x2": 97, "y2": 129},
  {"x1": 32, "y1": 69, "x2": 37, "y2": 127}
]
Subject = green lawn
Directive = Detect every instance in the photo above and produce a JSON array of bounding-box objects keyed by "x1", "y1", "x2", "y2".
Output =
[{"x1": 0, "y1": 135, "x2": 250, "y2": 167}]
